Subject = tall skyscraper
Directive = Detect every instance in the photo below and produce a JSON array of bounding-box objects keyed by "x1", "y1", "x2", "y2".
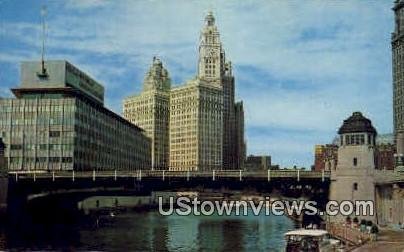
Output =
[
  {"x1": 123, "y1": 58, "x2": 170, "y2": 170},
  {"x1": 235, "y1": 101, "x2": 246, "y2": 169},
  {"x1": 124, "y1": 12, "x2": 246, "y2": 171},
  {"x1": 197, "y1": 11, "x2": 239, "y2": 170},
  {"x1": 169, "y1": 79, "x2": 223, "y2": 171},
  {"x1": 393, "y1": 0, "x2": 404, "y2": 158},
  {"x1": 198, "y1": 12, "x2": 226, "y2": 84}
]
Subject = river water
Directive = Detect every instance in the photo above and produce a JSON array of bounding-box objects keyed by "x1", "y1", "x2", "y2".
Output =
[{"x1": 0, "y1": 208, "x2": 298, "y2": 251}]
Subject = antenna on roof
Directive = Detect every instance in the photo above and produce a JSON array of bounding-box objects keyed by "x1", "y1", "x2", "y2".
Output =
[{"x1": 37, "y1": 5, "x2": 48, "y2": 78}]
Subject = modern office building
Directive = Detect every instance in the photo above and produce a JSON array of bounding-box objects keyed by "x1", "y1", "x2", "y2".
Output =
[
  {"x1": 123, "y1": 58, "x2": 170, "y2": 170},
  {"x1": 123, "y1": 12, "x2": 246, "y2": 171},
  {"x1": 0, "y1": 60, "x2": 151, "y2": 171}
]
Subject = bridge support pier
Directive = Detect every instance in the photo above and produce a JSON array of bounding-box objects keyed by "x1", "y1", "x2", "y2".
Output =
[{"x1": 0, "y1": 176, "x2": 8, "y2": 217}]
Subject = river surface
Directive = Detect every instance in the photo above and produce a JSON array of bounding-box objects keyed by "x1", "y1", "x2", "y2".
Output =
[{"x1": 0, "y1": 208, "x2": 298, "y2": 251}]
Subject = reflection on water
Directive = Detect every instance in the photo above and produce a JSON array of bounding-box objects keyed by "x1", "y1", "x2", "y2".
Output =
[{"x1": 0, "y1": 208, "x2": 298, "y2": 251}]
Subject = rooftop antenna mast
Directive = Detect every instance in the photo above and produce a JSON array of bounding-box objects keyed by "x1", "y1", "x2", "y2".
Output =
[{"x1": 37, "y1": 5, "x2": 48, "y2": 78}]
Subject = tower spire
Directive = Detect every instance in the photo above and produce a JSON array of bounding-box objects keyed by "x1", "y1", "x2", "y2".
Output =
[{"x1": 205, "y1": 10, "x2": 215, "y2": 26}]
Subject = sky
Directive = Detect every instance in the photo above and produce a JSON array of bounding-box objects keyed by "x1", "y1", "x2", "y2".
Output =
[{"x1": 0, "y1": 0, "x2": 395, "y2": 168}]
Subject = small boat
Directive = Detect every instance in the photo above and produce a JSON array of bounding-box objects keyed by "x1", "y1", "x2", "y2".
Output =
[{"x1": 284, "y1": 229, "x2": 341, "y2": 252}]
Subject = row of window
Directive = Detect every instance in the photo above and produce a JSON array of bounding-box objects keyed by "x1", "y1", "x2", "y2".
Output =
[
  {"x1": 341, "y1": 133, "x2": 375, "y2": 146},
  {"x1": 9, "y1": 156, "x2": 73, "y2": 163},
  {"x1": 345, "y1": 134, "x2": 365, "y2": 145},
  {"x1": 9, "y1": 144, "x2": 74, "y2": 151}
]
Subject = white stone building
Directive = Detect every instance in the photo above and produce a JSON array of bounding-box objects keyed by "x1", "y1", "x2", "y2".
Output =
[{"x1": 124, "y1": 12, "x2": 246, "y2": 171}]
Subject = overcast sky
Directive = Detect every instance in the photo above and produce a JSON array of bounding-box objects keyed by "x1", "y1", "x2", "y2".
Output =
[{"x1": 0, "y1": 0, "x2": 395, "y2": 168}]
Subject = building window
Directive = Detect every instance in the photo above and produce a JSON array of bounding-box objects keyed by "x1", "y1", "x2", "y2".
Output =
[
  {"x1": 62, "y1": 157, "x2": 73, "y2": 163},
  {"x1": 49, "y1": 157, "x2": 60, "y2": 163},
  {"x1": 10, "y1": 144, "x2": 22, "y2": 150},
  {"x1": 353, "y1": 183, "x2": 358, "y2": 191},
  {"x1": 49, "y1": 131, "x2": 60, "y2": 137},
  {"x1": 345, "y1": 134, "x2": 365, "y2": 145},
  {"x1": 353, "y1": 157, "x2": 358, "y2": 166}
]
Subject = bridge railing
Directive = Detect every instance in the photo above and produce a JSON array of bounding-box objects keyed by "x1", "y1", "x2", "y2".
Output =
[
  {"x1": 8, "y1": 169, "x2": 331, "y2": 182},
  {"x1": 327, "y1": 222, "x2": 374, "y2": 246}
]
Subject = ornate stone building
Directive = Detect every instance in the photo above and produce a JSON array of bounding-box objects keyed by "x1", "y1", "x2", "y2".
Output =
[
  {"x1": 123, "y1": 58, "x2": 170, "y2": 170},
  {"x1": 393, "y1": 0, "x2": 404, "y2": 160},
  {"x1": 124, "y1": 12, "x2": 246, "y2": 171}
]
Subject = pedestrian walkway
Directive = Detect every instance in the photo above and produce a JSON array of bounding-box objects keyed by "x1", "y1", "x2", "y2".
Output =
[{"x1": 353, "y1": 229, "x2": 404, "y2": 252}]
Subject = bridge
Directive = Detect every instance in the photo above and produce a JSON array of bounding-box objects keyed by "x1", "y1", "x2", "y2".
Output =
[
  {"x1": 1, "y1": 169, "x2": 403, "y2": 225},
  {"x1": 8, "y1": 169, "x2": 331, "y2": 182},
  {"x1": 0, "y1": 169, "x2": 331, "y2": 219},
  {"x1": 8, "y1": 169, "x2": 402, "y2": 183}
]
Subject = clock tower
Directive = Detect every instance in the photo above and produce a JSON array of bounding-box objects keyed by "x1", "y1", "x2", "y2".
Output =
[{"x1": 198, "y1": 11, "x2": 225, "y2": 83}]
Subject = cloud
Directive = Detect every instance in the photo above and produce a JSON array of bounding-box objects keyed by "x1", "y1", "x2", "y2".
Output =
[
  {"x1": 0, "y1": 0, "x2": 395, "y2": 167},
  {"x1": 64, "y1": 0, "x2": 110, "y2": 10}
]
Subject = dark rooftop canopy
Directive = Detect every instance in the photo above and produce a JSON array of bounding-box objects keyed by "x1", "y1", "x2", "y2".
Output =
[{"x1": 338, "y1": 112, "x2": 377, "y2": 135}]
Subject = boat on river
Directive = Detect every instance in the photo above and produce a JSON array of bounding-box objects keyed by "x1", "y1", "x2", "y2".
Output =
[{"x1": 284, "y1": 229, "x2": 342, "y2": 252}]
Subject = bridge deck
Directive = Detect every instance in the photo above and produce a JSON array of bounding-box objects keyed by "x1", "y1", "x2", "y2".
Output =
[
  {"x1": 8, "y1": 170, "x2": 404, "y2": 184},
  {"x1": 8, "y1": 169, "x2": 331, "y2": 181}
]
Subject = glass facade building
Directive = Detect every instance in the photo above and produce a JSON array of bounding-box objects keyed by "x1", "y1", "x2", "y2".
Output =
[{"x1": 0, "y1": 60, "x2": 151, "y2": 171}]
